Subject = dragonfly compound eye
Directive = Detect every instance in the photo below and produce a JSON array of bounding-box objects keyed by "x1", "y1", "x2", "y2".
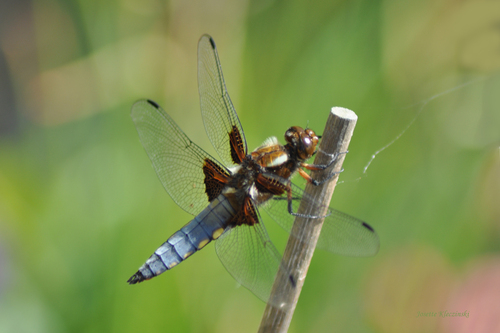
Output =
[{"x1": 285, "y1": 126, "x2": 302, "y2": 145}]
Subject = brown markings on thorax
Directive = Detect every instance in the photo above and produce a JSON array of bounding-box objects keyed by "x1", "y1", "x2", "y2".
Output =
[
  {"x1": 251, "y1": 143, "x2": 288, "y2": 169},
  {"x1": 253, "y1": 142, "x2": 298, "y2": 183}
]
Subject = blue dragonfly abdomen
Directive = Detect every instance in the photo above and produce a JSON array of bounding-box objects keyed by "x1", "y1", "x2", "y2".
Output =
[{"x1": 128, "y1": 194, "x2": 236, "y2": 284}]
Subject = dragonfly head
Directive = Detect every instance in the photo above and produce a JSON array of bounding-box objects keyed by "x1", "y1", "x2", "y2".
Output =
[{"x1": 284, "y1": 126, "x2": 319, "y2": 161}]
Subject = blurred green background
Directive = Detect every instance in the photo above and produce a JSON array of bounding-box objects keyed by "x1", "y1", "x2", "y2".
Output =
[{"x1": 1, "y1": 0, "x2": 499, "y2": 332}]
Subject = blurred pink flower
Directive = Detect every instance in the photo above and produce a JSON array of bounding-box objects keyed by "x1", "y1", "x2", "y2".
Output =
[{"x1": 439, "y1": 257, "x2": 500, "y2": 333}]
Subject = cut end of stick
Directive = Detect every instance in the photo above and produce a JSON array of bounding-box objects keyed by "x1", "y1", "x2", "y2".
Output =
[{"x1": 331, "y1": 107, "x2": 357, "y2": 121}]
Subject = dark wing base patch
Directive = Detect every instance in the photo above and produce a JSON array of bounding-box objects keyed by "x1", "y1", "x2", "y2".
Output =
[
  {"x1": 255, "y1": 174, "x2": 287, "y2": 196},
  {"x1": 230, "y1": 197, "x2": 259, "y2": 227},
  {"x1": 229, "y1": 125, "x2": 246, "y2": 164},
  {"x1": 202, "y1": 158, "x2": 230, "y2": 202}
]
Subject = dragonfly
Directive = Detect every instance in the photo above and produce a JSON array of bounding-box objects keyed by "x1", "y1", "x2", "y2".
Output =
[{"x1": 128, "y1": 34, "x2": 379, "y2": 304}]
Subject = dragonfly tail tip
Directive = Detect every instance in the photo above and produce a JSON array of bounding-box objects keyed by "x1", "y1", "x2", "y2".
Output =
[{"x1": 127, "y1": 271, "x2": 146, "y2": 285}]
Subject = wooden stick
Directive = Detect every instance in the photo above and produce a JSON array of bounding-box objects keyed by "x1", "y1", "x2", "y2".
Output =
[{"x1": 258, "y1": 107, "x2": 358, "y2": 333}]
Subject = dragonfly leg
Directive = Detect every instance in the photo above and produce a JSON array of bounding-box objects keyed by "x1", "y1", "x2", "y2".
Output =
[
  {"x1": 305, "y1": 150, "x2": 348, "y2": 170},
  {"x1": 299, "y1": 151, "x2": 347, "y2": 186},
  {"x1": 298, "y1": 167, "x2": 344, "y2": 186},
  {"x1": 285, "y1": 182, "x2": 330, "y2": 219}
]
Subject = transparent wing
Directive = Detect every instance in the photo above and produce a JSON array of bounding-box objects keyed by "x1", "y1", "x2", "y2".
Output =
[
  {"x1": 262, "y1": 182, "x2": 380, "y2": 257},
  {"x1": 131, "y1": 99, "x2": 228, "y2": 216},
  {"x1": 198, "y1": 34, "x2": 247, "y2": 166},
  {"x1": 215, "y1": 219, "x2": 292, "y2": 305}
]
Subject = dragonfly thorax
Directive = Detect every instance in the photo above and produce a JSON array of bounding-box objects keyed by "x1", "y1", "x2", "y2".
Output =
[{"x1": 251, "y1": 136, "x2": 289, "y2": 169}]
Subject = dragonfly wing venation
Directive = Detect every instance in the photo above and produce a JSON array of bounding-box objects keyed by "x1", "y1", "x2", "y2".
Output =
[
  {"x1": 262, "y1": 182, "x2": 380, "y2": 257},
  {"x1": 316, "y1": 208, "x2": 380, "y2": 256},
  {"x1": 131, "y1": 99, "x2": 228, "y2": 216},
  {"x1": 198, "y1": 34, "x2": 247, "y2": 166},
  {"x1": 215, "y1": 214, "x2": 293, "y2": 305}
]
